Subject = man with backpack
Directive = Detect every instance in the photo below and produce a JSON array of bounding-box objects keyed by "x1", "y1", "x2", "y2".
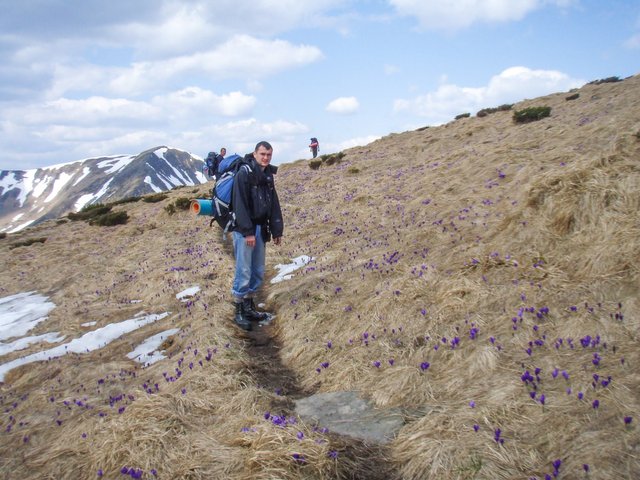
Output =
[{"x1": 230, "y1": 141, "x2": 283, "y2": 331}]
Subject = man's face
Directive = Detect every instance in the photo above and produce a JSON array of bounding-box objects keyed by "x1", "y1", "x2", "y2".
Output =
[
  {"x1": 253, "y1": 146, "x2": 273, "y2": 169},
  {"x1": 220, "y1": 148, "x2": 226, "y2": 155}
]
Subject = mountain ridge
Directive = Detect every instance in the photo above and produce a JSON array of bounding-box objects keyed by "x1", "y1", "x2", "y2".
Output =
[{"x1": 0, "y1": 146, "x2": 207, "y2": 233}]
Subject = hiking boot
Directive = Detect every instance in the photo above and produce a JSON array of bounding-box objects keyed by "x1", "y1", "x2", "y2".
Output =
[
  {"x1": 243, "y1": 298, "x2": 275, "y2": 326},
  {"x1": 234, "y1": 302, "x2": 252, "y2": 331}
]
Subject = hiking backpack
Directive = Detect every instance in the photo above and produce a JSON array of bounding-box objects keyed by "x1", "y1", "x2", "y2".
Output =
[{"x1": 209, "y1": 154, "x2": 252, "y2": 233}]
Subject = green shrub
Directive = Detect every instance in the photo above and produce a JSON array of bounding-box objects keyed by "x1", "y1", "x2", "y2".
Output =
[
  {"x1": 142, "y1": 193, "x2": 168, "y2": 203},
  {"x1": 68, "y1": 204, "x2": 112, "y2": 221},
  {"x1": 10, "y1": 237, "x2": 47, "y2": 249},
  {"x1": 347, "y1": 167, "x2": 360, "y2": 174},
  {"x1": 165, "y1": 204, "x2": 176, "y2": 215},
  {"x1": 513, "y1": 106, "x2": 551, "y2": 124},
  {"x1": 174, "y1": 197, "x2": 192, "y2": 210},
  {"x1": 455, "y1": 113, "x2": 471, "y2": 120},
  {"x1": 565, "y1": 93, "x2": 580, "y2": 101},
  {"x1": 309, "y1": 159, "x2": 322, "y2": 170},
  {"x1": 588, "y1": 76, "x2": 621, "y2": 85},
  {"x1": 477, "y1": 104, "x2": 513, "y2": 117},
  {"x1": 110, "y1": 196, "x2": 141, "y2": 205},
  {"x1": 89, "y1": 211, "x2": 129, "y2": 226}
]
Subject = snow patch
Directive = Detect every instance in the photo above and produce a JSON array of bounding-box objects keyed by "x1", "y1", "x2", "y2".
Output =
[{"x1": 271, "y1": 256, "x2": 314, "y2": 283}]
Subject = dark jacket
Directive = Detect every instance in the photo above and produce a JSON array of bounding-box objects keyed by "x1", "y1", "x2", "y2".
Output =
[
  {"x1": 231, "y1": 154, "x2": 283, "y2": 242},
  {"x1": 213, "y1": 153, "x2": 225, "y2": 176}
]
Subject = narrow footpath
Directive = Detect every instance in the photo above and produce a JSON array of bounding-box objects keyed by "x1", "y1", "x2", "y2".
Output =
[{"x1": 240, "y1": 318, "x2": 403, "y2": 480}]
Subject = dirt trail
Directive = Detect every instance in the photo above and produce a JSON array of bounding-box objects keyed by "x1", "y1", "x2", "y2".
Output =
[{"x1": 241, "y1": 317, "x2": 402, "y2": 480}]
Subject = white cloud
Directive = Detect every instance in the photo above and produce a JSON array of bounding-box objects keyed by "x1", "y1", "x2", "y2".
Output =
[
  {"x1": 156, "y1": 88, "x2": 256, "y2": 117},
  {"x1": 326, "y1": 96, "x2": 360, "y2": 114},
  {"x1": 624, "y1": 33, "x2": 640, "y2": 49},
  {"x1": 384, "y1": 64, "x2": 400, "y2": 75},
  {"x1": 108, "y1": 35, "x2": 324, "y2": 96},
  {"x1": 388, "y1": 0, "x2": 576, "y2": 30},
  {"x1": 394, "y1": 66, "x2": 585, "y2": 123}
]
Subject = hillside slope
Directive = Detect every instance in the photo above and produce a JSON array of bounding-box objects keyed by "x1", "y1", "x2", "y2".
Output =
[{"x1": 0, "y1": 75, "x2": 638, "y2": 479}]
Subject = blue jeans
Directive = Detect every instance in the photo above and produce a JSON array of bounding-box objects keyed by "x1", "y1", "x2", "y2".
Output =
[{"x1": 231, "y1": 225, "x2": 266, "y2": 300}]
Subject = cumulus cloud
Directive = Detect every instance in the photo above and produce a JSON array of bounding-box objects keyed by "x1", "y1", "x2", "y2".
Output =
[
  {"x1": 326, "y1": 96, "x2": 360, "y2": 114},
  {"x1": 108, "y1": 35, "x2": 323, "y2": 96},
  {"x1": 394, "y1": 66, "x2": 585, "y2": 124},
  {"x1": 156, "y1": 88, "x2": 256, "y2": 117},
  {"x1": 388, "y1": 0, "x2": 577, "y2": 30}
]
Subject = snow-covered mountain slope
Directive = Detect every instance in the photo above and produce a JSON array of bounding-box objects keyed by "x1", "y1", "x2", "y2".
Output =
[{"x1": 0, "y1": 146, "x2": 207, "y2": 233}]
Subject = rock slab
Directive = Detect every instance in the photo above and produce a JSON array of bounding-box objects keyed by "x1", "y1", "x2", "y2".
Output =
[{"x1": 294, "y1": 391, "x2": 404, "y2": 444}]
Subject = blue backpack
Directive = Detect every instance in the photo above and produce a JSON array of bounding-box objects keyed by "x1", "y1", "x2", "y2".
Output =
[{"x1": 210, "y1": 154, "x2": 252, "y2": 233}]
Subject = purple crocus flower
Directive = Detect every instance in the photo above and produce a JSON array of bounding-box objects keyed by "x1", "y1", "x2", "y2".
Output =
[
  {"x1": 420, "y1": 362, "x2": 430, "y2": 371},
  {"x1": 624, "y1": 416, "x2": 633, "y2": 425},
  {"x1": 592, "y1": 399, "x2": 600, "y2": 409}
]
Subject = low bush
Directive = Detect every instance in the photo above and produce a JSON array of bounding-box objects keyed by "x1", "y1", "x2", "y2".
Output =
[
  {"x1": 10, "y1": 237, "x2": 47, "y2": 249},
  {"x1": 588, "y1": 76, "x2": 621, "y2": 85},
  {"x1": 0, "y1": 232, "x2": 6, "y2": 240},
  {"x1": 513, "y1": 106, "x2": 551, "y2": 124},
  {"x1": 347, "y1": 167, "x2": 360, "y2": 174},
  {"x1": 566, "y1": 93, "x2": 580, "y2": 101},
  {"x1": 174, "y1": 197, "x2": 192, "y2": 210},
  {"x1": 89, "y1": 211, "x2": 129, "y2": 226},
  {"x1": 309, "y1": 159, "x2": 322, "y2": 170},
  {"x1": 142, "y1": 193, "x2": 168, "y2": 203},
  {"x1": 68, "y1": 204, "x2": 112, "y2": 221},
  {"x1": 477, "y1": 104, "x2": 513, "y2": 117},
  {"x1": 455, "y1": 113, "x2": 471, "y2": 120},
  {"x1": 110, "y1": 196, "x2": 141, "y2": 205},
  {"x1": 165, "y1": 204, "x2": 176, "y2": 215}
]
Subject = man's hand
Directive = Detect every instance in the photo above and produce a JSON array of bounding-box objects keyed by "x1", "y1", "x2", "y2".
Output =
[
  {"x1": 273, "y1": 237, "x2": 282, "y2": 246},
  {"x1": 245, "y1": 235, "x2": 256, "y2": 247}
]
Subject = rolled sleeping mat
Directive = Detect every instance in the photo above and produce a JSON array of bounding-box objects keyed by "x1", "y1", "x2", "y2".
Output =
[{"x1": 190, "y1": 199, "x2": 213, "y2": 216}]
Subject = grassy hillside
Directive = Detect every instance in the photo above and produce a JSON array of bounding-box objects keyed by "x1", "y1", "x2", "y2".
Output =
[{"x1": 1, "y1": 75, "x2": 639, "y2": 479}]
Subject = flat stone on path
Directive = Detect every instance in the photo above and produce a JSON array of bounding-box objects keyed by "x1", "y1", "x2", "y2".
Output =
[{"x1": 294, "y1": 391, "x2": 405, "y2": 444}]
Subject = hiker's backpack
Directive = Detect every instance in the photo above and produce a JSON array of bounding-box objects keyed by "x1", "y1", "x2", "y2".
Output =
[
  {"x1": 210, "y1": 154, "x2": 251, "y2": 233},
  {"x1": 204, "y1": 152, "x2": 217, "y2": 177}
]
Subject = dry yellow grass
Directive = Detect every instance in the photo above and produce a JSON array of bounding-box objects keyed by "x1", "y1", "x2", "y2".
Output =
[{"x1": 1, "y1": 75, "x2": 639, "y2": 479}]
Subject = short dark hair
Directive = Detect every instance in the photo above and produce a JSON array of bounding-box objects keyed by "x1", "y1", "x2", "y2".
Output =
[{"x1": 254, "y1": 141, "x2": 272, "y2": 152}]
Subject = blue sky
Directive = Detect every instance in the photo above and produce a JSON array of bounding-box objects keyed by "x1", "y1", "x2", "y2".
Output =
[{"x1": 0, "y1": 0, "x2": 638, "y2": 170}]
